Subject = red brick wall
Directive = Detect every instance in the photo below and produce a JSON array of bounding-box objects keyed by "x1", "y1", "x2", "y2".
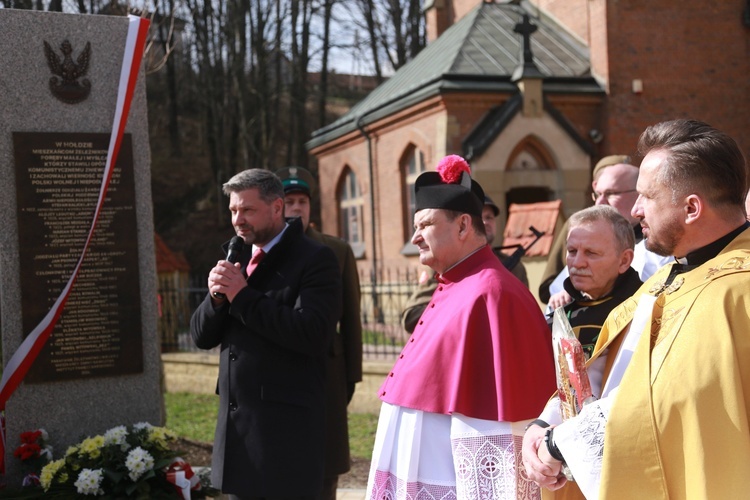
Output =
[
  {"x1": 533, "y1": 0, "x2": 750, "y2": 157},
  {"x1": 426, "y1": 0, "x2": 500, "y2": 42},
  {"x1": 587, "y1": 0, "x2": 609, "y2": 87},
  {"x1": 452, "y1": 0, "x2": 481, "y2": 24},
  {"x1": 425, "y1": 4, "x2": 450, "y2": 44},
  {"x1": 603, "y1": 1, "x2": 750, "y2": 157},
  {"x1": 312, "y1": 90, "x2": 604, "y2": 273},
  {"x1": 312, "y1": 110, "x2": 440, "y2": 275},
  {"x1": 532, "y1": 0, "x2": 591, "y2": 46}
]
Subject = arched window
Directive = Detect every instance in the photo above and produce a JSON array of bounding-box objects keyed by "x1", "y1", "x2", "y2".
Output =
[
  {"x1": 338, "y1": 167, "x2": 365, "y2": 257},
  {"x1": 506, "y1": 135, "x2": 556, "y2": 171},
  {"x1": 401, "y1": 145, "x2": 426, "y2": 243}
]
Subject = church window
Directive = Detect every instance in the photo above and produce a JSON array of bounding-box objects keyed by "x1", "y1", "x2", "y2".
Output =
[
  {"x1": 338, "y1": 167, "x2": 365, "y2": 257},
  {"x1": 401, "y1": 145, "x2": 426, "y2": 243}
]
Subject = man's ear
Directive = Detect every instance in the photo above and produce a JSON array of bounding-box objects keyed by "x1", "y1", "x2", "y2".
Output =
[
  {"x1": 684, "y1": 194, "x2": 703, "y2": 225},
  {"x1": 272, "y1": 197, "x2": 284, "y2": 217},
  {"x1": 618, "y1": 248, "x2": 635, "y2": 274},
  {"x1": 457, "y1": 214, "x2": 470, "y2": 239}
]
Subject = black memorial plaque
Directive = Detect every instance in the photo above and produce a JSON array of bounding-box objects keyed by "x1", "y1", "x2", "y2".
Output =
[{"x1": 13, "y1": 132, "x2": 143, "y2": 383}]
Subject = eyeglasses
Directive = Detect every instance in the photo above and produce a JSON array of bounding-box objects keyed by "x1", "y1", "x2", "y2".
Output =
[{"x1": 591, "y1": 189, "x2": 637, "y2": 202}]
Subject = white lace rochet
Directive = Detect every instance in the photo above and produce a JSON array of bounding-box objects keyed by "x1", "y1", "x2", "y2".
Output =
[{"x1": 553, "y1": 294, "x2": 657, "y2": 500}]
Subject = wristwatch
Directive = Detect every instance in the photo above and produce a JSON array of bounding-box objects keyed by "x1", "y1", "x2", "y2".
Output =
[
  {"x1": 545, "y1": 427, "x2": 575, "y2": 482},
  {"x1": 524, "y1": 418, "x2": 549, "y2": 431}
]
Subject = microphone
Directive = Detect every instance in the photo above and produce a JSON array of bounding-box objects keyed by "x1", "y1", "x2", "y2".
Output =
[{"x1": 213, "y1": 236, "x2": 244, "y2": 299}]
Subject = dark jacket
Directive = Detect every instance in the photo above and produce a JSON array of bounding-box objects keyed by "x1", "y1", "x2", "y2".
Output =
[
  {"x1": 306, "y1": 226, "x2": 363, "y2": 477},
  {"x1": 190, "y1": 218, "x2": 342, "y2": 496},
  {"x1": 547, "y1": 266, "x2": 642, "y2": 358}
]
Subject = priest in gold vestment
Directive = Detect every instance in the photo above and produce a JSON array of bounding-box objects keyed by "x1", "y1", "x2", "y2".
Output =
[{"x1": 523, "y1": 119, "x2": 750, "y2": 499}]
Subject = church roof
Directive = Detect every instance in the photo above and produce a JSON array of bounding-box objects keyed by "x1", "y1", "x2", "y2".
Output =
[{"x1": 307, "y1": 1, "x2": 601, "y2": 150}]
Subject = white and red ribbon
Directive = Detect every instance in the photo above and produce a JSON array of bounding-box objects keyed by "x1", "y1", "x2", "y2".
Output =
[
  {"x1": 166, "y1": 457, "x2": 202, "y2": 499},
  {"x1": 0, "y1": 15, "x2": 151, "y2": 473}
]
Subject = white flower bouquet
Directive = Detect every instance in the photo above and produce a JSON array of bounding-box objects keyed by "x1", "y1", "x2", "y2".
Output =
[{"x1": 27, "y1": 422, "x2": 206, "y2": 498}]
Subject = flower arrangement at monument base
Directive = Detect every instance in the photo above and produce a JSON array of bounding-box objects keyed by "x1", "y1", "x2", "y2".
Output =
[
  {"x1": 13, "y1": 428, "x2": 53, "y2": 487},
  {"x1": 10, "y1": 422, "x2": 217, "y2": 499}
]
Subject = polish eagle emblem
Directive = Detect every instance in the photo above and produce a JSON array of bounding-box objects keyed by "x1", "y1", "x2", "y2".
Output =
[{"x1": 43, "y1": 40, "x2": 92, "y2": 104}]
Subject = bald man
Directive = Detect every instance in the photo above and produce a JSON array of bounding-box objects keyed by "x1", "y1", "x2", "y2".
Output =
[{"x1": 591, "y1": 163, "x2": 640, "y2": 224}]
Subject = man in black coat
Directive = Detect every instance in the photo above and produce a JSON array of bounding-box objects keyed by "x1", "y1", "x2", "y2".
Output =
[{"x1": 191, "y1": 168, "x2": 342, "y2": 499}]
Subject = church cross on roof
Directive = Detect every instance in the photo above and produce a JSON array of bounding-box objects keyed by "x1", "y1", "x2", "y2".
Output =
[
  {"x1": 511, "y1": 12, "x2": 544, "y2": 81},
  {"x1": 514, "y1": 13, "x2": 538, "y2": 65}
]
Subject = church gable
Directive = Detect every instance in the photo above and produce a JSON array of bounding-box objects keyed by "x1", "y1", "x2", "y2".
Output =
[{"x1": 469, "y1": 106, "x2": 593, "y2": 232}]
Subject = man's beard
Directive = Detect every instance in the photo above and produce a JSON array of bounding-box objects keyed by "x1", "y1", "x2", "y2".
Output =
[
  {"x1": 644, "y1": 215, "x2": 684, "y2": 257},
  {"x1": 241, "y1": 221, "x2": 276, "y2": 246}
]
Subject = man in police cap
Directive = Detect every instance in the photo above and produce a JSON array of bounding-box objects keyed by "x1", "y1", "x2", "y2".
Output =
[
  {"x1": 367, "y1": 155, "x2": 554, "y2": 499},
  {"x1": 275, "y1": 166, "x2": 362, "y2": 500}
]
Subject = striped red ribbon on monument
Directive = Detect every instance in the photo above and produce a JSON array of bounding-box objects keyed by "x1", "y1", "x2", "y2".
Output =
[{"x1": 0, "y1": 15, "x2": 151, "y2": 473}]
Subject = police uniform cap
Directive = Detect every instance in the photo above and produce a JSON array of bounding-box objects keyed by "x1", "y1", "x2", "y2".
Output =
[{"x1": 275, "y1": 166, "x2": 316, "y2": 197}]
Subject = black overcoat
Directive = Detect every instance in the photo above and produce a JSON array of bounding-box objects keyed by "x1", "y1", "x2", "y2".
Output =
[{"x1": 191, "y1": 218, "x2": 342, "y2": 496}]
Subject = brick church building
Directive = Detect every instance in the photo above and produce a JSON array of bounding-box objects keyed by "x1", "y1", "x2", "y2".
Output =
[{"x1": 306, "y1": 0, "x2": 750, "y2": 297}]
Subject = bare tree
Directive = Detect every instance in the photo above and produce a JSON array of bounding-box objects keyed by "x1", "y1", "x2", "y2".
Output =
[
  {"x1": 9, "y1": 0, "x2": 404, "y2": 253},
  {"x1": 357, "y1": 0, "x2": 383, "y2": 81},
  {"x1": 247, "y1": 0, "x2": 281, "y2": 170},
  {"x1": 288, "y1": 0, "x2": 315, "y2": 166},
  {"x1": 183, "y1": 0, "x2": 232, "y2": 222},
  {"x1": 349, "y1": 0, "x2": 425, "y2": 77},
  {"x1": 317, "y1": 0, "x2": 335, "y2": 128},
  {"x1": 152, "y1": 0, "x2": 182, "y2": 156}
]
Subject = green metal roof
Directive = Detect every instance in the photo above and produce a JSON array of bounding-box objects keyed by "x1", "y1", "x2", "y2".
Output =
[{"x1": 307, "y1": 1, "x2": 601, "y2": 150}]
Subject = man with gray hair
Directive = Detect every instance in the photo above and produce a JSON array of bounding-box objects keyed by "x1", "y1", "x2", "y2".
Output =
[
  {"x1": 539, "y1": 154, "x2": 633, "y2": 302},
  {"x1": 524, "y1": 119, "x2": 750, "y2": 499},
  {"x1": 191, "y1": 168, "x2": 342, "y2": 499},
  {"x1": 545, "y1": 205, "x2": 642, "y2": 359},
  {"x1": 525, "y1": 206, "x2": 642, "y2": 497},
  {"x1": 544, "y1": 158, "x2": 672, "y2": 308}
]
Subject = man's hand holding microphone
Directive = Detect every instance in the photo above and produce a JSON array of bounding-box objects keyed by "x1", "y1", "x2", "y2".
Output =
[{"x1": 209, "y1": 236, "x2": 245, "y2": 303}]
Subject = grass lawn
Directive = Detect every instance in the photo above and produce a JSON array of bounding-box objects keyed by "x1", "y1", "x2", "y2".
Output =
[
  {"x1": 348, "y1": 412, "x2": 379, "y2": 460},
  {"x1": 164, "y1": 392, "x2": 379, "y2": 460},
  {"x1": 164, "y1": 392, "x2": 220, "y2": 443}
]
